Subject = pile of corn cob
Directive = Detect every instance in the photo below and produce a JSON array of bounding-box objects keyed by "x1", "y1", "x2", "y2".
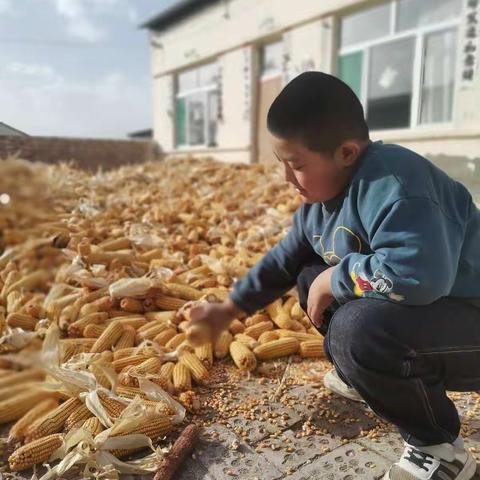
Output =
[{"x1": 0, "y1": 156, "x2": 326, "y2": 476}]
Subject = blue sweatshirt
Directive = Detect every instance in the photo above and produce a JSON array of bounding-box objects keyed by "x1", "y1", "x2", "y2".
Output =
[{"x1": 229, "y1": 140, "x2": 480, "y2": 315}]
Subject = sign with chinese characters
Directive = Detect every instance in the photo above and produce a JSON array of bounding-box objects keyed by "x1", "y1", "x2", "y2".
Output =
[{"x1": 461, "y1": 0, "x2": 480, "y2": 86}]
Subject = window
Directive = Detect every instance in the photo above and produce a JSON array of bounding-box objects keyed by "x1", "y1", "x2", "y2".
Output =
[
  {"x1": 175, "y1": 62, "x2": 219, "y2": 147},
  {"x1": 260, "y1": 41, "x2": 283, "y2": 80},
  {"x1": 338, "y1": 0, "x2": 462, "y2": 130}
]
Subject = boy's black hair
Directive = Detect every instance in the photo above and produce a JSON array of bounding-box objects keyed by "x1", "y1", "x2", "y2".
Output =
[{"x1": 267, "y1": 71, "x2": 369, "y2": 154}]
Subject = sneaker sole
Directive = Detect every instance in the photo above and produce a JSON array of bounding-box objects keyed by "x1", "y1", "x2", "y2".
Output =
[
  {"x1": 323, "y1": 379, "x2": 365, "y2": 403},
  {"x1": 382, "y1": 450, "x2": 477, "y2": 480}
]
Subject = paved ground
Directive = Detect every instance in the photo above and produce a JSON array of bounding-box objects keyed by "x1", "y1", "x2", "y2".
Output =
[
  {"x1": 170, "y1": 358, "x2": 480, "y2": 480},
  {"x1": 2, "y1": 358, "x2": 480, "y2": 479}
]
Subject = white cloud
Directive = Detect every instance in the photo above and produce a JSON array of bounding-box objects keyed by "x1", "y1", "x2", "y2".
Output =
[
  {"x1": 5, "y1": 62, "x2": 56, "y2": 78},
  {"x1": 0, "y1": 0, "x2": 11, "y2": 14},
  {"x1": 0, "y1": 66, "x2": 151, "y2": 138},
  {"x1": 54, "y1": 0, "x2": 108, "y2": 42},
  {"x1": 52, "y1": 0, "x2": 138, "y2": 42}
]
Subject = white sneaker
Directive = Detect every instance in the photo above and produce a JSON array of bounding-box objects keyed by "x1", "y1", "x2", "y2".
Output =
[
  {"x1": 323, "y1": 368, "x2": 364, "y2": 402},
  {"x1": 383, "y1": 436, "x2": 476, "y2": 480}
]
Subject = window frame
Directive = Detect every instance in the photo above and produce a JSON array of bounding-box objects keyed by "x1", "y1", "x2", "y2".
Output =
[
  {"x1": 175, "y1": 62, "x2": 219, "y2": 149},
  {"x1": 259, "y1": 39, "x2": 284, "y2": 82},
  {"x1": 337, "y1": 0, "x2": 463, "y2": 130}
]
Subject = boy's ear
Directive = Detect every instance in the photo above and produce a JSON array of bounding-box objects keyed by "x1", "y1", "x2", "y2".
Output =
[{"x1": 335, "y1": 141, "x2": 362, "y2": 168}]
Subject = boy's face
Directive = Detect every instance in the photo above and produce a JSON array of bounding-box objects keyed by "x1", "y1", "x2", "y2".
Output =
[{"x1": 271, "y1": 135, "x2": 362, "y2": 204}]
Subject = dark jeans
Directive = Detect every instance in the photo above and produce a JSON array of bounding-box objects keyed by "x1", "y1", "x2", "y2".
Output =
[{"x1": 296, "y1": 260, "x2": 480, "y2": 447}]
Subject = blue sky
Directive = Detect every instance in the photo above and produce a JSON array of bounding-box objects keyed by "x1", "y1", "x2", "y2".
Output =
[{"x1": 0, "y1": 0, "x2": 175, "y2": 138}]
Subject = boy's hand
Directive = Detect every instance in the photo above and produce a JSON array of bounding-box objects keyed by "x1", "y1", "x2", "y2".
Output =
[
  {"x1": 187, "y1": 298, "x2": 242, "y2": 344},
  {"x1": 307, "y1": 267, "x2": 336, "y2": 328}
]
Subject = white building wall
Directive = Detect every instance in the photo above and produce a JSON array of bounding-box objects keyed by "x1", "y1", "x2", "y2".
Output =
[{"x1": 149, "y1": 0, "x2": 480, "y2": 162}]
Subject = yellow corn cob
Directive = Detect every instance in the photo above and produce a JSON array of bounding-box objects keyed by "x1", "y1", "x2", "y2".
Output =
[
  {"x1": 153, "y1": 328, "x2": 177, "y2": 346},
  {"x1": 6, "y1": 312, "x2": 37, "y2": 330},
  {"x1": 162, "y1": 283, "x2": 202, "y2": 301},
  {"x1": 64, "y1": 404, "x2": 92, "y2": 431},
  {"x1": 83, "y1": 323, "x2": 107, "y2": 338},
  {"x1": 234, "y1": 333, "x2": 258, "y2": 349},
  {"x1": 0, "y1": 271, "x2": 20, "y2": 302},
  {"x1": 155, "y1": 296, "x2": 187, "y2": 311},
  {"x1": 141, "y1": 400, "x2": 175, "y2": 416},
  {"x1": 177, "y1": 264, "x2": 210, "y2": 281},
  {"x1": 5, "y1": 270, "x2": 48, "y2": 298},
  {"x1": 0, "y1": 382, "x2": 44, "y2": 402},
  {"x1": 258, "y1": 331, "x2": 280, "y2": 344},
  {"x1": 0, "y1": 309, "x2": 6, "y2": 336},
  {"x1": 144, "y1": 311, "x2": 176, "y2": 323},
  {"x1": 116, "y1": 385, "x2": 148, "y2": 400},
  {"x1": 67, "y1": 312, "x2": 108, "y2": 337},
  {"x1": 6, "y1": 290, "x2": 22, "y2": 313},
  {"x1": 79, "y1": 296, "x2": 113, "y2": 318},
  {"x1": 253, "y1": 338, "x2": 300, "y2": 360},
  {"x1": 90, "y1": 321, "x2": 124, "y2": 353},
  {"x1": 275, "y1": 330, "x2": 323, "y2": 342},
  {"x1": 228, "y1": 319, "x2": 245, "y2": 335},
  {"x1": 244, "y1": 321, "x2": 273, "y2": 340},
  {"x1": 195, "y1": 343, "x2": 213, "y2": 368},
  {"x1": 0, "y1": 369, "x2": 44, "y2": 389},
  {"x1": 148, "y1": 375, "x2": 174, "y2": 393},
  {"x1": 135, "y1": 322, "x2": 170, "y2": 343},
  {"x1": 283, "y1": 296, "x2": 297, "y2": 314},
  {"x1": 98, "y1": 237, "x2": 131, "y2": 251},
  {"x1": 288, "y1": 319, "x2": 306, "y2": 332},
  {"x1": 299, "y1": 340, "x2": 325, "y2": 358},
  {"x1": 307, "y1": 326, "x2": 322, "y2": 336},
  {"x1": 0, "y1": 390, "x2": 57, "y2": 425},
  {"x1": 214, "y1": 330, "x2": 233, "y2": 359},
  {"x1": 130, "y1": 357, "x2": 163, "y2": 377},
  {"x1": 113, "y1": 347, "x2": 136, "y2": 360},
  {"x1": 136, "y1": 319, "x2": 168, "y2": 334},
  {"x1": 229, "y1": 341, "x2": 257, "y2": 372},
  {"x1": 9, "y1": 399, "x2": 58, "y2": 443},
  {"x1": 97, "y1": 391, "x2": 126, "y2": 419},
  {"x1": 244, "y1": 313, "x2": 270, "y2": 327},
  {"x1": 81, "y1": 416, "x2": 104, "y2": 437},
  {"x1": 60, "y1": 339, "x2": 96, "y2": 362},
  {"x1": 89, "y1": 362, "x2": 112, "y2": 389},
  {"x1": 165, "y1": 332, "x2": 186, "y2": 350},
  {"x1": 96, "y1": 350, "x2": 114, "y2": 363},
  {"x1": 173, "y1": 362, "x2": 191, "y2": 391},
  {"x1": 26, "y1": 398, "x2": 82, "y2": 441},
  {"x1": 108, "y1": 412, "x2": 173, "y2": 458},
  {"x1": 112, "y1": 355, "x2": 149, "y2": 373},
  {"x1": 179, "y1": 351, "x2": 209, "y2": 383},
  {"x1": 120, "y1": 297, "x2": 144, "y2": 313},
  {"x1": 114, "y1": 325, "x2": 136, "y2": 349},
  {"x1": 24, "y1": 300, "x2": 45, "y2": 319},
  {"x1": 290, "y1": 301, "x2": 304, "y2": 320},
  {"x1": 9, "y1": 433, "x2": 64, "y2": 471},
  {"x1": 107, "y1": 316, "x2": 148, "y2": 329},
  {"x1": 266, "y1": 301, "x2": 299, "y2": 330},
  {"x1": 159, "y1": 362, "x2": 175, "y2": 380}
]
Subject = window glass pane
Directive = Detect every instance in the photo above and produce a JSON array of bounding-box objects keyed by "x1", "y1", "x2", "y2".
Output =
[
  {"x1": 207, "y1": 91, "x2": 218, "y2": 147},
  {"x1": 261, "y1": 41, "x2": 283, "y2": 76},
  {"x1": 397, "y1": 0, "x2": 462, "y2": 31},
  {"x1": 199, "y1": 63, "x2": 218, "y2": 88},
  {"x1": 178, "y1": 69, "x2": 197, "y2": 93},
  {"x1": 175, "y1": 98, "x2": 186, "y2": 146},
  {"x1": 338, "y1": 51, "x2": 363, "y2": 99},
  {"x1": 367, "y1": 37, "x2": 415, "y2": 129},
  {"x1": 420, "y1": 29, "x2": 457, "y2": 124},
  {"x1": 187, "y1": 92, "x2": 206, "y2": 145},
  {"x1": 340, "y1": 3, "x2": 391, "y2": 48}
]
